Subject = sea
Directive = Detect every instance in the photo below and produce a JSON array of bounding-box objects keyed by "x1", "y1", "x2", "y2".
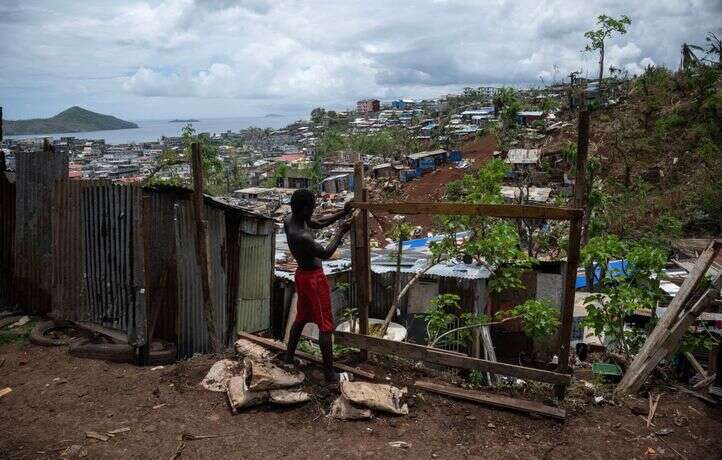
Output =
[{"x1": 4, "y1": 115, "x2": 301, "y2": 145}]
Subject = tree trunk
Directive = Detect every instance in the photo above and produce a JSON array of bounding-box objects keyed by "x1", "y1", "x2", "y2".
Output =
[{"x1": 598, "y1": 43, "x2": 605, "y2": 82}]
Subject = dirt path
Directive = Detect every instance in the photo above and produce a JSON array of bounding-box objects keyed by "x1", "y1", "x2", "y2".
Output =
[{"x1": 1, "y1": 342, "x2": 721, "y2": 459}]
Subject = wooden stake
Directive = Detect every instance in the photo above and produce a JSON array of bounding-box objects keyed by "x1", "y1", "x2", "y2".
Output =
[
  {"x1": 351, "y1": 154, "x2": 370, "y2": 360},
  {"x1": 191, "y1": 142, "x2": 219, "y2": 353},
  {"x1": 554, "y1": 108, "x2": 589, "y2": 399}
]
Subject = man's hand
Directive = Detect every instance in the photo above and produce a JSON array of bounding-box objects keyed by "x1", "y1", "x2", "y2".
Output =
[{"x1": 338, "y1": 215, "x2": 354, "y2": 234}]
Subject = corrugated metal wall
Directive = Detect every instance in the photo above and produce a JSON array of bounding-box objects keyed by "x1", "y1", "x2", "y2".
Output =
[
  {"x1": 14, "y1": 151, "x2": 68, "y2": 313},
  {"x1": 0, "y1": 172, "x2": 15, "y2": 306},
  {"x1": 81, "y1": 183, "x2": 146, "y2": 345},
  {"x1": 236, "y1": 232, "x2": 273, "y2": 332},
  {"x1": 175, "y1": 201, "x2": 227, "y2": 357},
  {"x1": 51, "y1": 180, "x2": 86, "y2": 320}
]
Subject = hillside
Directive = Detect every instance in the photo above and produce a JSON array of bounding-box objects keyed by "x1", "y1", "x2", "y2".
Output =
[{"x1": 5, "y1": 106, "x2": 138, "y2": 135}]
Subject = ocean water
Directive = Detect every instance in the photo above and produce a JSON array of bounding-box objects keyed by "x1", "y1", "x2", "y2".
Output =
[{"x1": 4, "y1": 115, "x2": 301, "y2": 144}]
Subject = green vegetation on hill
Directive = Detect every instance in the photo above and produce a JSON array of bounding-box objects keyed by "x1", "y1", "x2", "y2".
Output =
[{"x1": 5, "y1": 106, "x2": 138, "y2": 135}]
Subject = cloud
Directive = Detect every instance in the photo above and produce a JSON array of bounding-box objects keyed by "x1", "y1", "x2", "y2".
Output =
[{"x1": 2, "y1": 0, "x2": 721, "y2": 119}]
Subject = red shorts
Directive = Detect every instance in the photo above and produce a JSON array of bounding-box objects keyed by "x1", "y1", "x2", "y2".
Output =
[{"x1": 294, "y1": 267, "x2": 334, "y2": 333}]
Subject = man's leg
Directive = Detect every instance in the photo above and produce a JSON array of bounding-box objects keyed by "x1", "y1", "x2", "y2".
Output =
[
  {"x1": 284, "y1": 320, "x2": 306, "y2": 364},
  {"x1": 319, "y1": 331, "x2": 339, "y2": 382}
]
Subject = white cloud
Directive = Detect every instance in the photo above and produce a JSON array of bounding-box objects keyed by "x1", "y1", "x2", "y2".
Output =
[{"x1": 1, "y1": 0, "x2": 721, "y2": 119}]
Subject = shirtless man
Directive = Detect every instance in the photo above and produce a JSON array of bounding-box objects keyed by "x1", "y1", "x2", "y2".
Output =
[{"x1": 283, "y1": 189, "x2": 353, "y2": 382}]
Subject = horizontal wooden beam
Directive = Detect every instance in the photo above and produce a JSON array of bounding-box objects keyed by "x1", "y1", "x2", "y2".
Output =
[
  {"x1": 350, "y1": 201, "x2": 582, "y2": 221},
  {"x1": 334, "y1": 331, "x2": 570, "y2": 385},
  {"x1": 237, "y1": 332, "x2": 375, "y2": 380},
  {"x1": 414, "y1": 380, "x2": 566, "y2": 420}
]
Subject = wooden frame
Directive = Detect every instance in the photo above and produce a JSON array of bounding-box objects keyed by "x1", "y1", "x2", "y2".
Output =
[{"x1": 347, "y1": 109, "x2": 590, "y2": 398}]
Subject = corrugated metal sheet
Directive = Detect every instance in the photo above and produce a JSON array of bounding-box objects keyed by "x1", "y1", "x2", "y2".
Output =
[
  {"x1": 0, "y1": 172, "x2": 15, "y2": 306},
  {"x1": 51, "y1": 180, "x2": 86, "y2": 320},
  {"x1": 14, "y1": 150, "x2": 68, "y2": 313},
  {"x1": 81, "y1": 183, "x2": 146, "y2": 345},
  {"x1": 236, "y1": 232, "x2": 273, "y2": 332},
  {"x1": 175, "y1": 201, "x2": 227, "y2": 358}
]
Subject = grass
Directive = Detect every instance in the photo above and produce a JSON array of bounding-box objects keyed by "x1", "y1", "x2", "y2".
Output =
[{"x1": 0, "y1": 321, "x2": 34, "y2": 345}]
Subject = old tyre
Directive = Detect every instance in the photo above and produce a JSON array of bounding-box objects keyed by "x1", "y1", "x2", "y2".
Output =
[
  {"x1": 29, "y1": 320, "x2": 75, "y2": 346},
  {"x1": 69, "y1": 338, "x2": 135, "y2": 363}
]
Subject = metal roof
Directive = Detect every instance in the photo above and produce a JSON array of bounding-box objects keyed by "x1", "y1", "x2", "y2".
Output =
[{"x1": 407, "y1": 149, "x2": 447, "y2": 160}]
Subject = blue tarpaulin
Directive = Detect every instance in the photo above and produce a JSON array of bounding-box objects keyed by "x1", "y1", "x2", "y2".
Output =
[{"x1": 576, "y1": 259, "x2": 628, "y2": 289}]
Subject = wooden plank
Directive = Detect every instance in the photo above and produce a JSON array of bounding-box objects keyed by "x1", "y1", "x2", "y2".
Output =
[
  {"x1": 191, "y1": 143, "x2": 219, "y2": 353},
  {"x1": 555, "y1": 110, "x2": 589, "y2": 400},
  {"x1": 414, "y1": 380, "x2": 566, "y2": 420},
  {"x1": 350, "y1": 201, "x2": 582, "y2": 221},
  {"x1": 74, "y1": 321, "x2": 129, "y2": 344},
  {"x1": 334, "y1": 331, "x2": 570, "y2": 385},
  {"x1": 237, "y1": 331, "x2": 375, "y2": 380},
  {"x1": 619, "y1": 289, "x2": 715, "y2": 394},
  {"x1": 351, "y1": 156, "x2": 370, "y2": 361},
  {"x1": 618, "y1": 241, "x2": 722, "y2": 394}
]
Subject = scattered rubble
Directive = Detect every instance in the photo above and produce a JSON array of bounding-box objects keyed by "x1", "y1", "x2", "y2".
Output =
[{"x1": 340, "y1": 381, "x2": 409, "y2": 415}]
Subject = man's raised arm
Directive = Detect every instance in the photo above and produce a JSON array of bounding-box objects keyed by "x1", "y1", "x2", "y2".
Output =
[{"x1": 308, "y1": 206, "x2": 350, "y2": 229}]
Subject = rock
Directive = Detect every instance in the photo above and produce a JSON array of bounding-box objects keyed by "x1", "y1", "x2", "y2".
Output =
[
  {"x1": 200, "y1": 359, "x2": 241, "y2": 392},
  {"x1": 247, "y1": 359, "x2": 305, "y2": 391},
  {"x1": 85, "y1": 431, "x2": 109, "y2": 442},
  {"x1": 226, "y1": 375, "x2": 268, "y2": 409},
  {"x1": 594, "y1": 396, "x2": 605, "y2": 405},
  {"x1": 655, "y1": 428, "x2": 674, "y2": 436},
  {"x1": 329, "y1": 396, "x2": 372, "y2": 420},
  {"x1": 465, "y1": 415, "x2": 477, "y2": 421},
  {"x1": 625, "y1": 399, "x2": 648, "y2": 416},
  {"x1": 340, "y1": 381, "x2": 408, "y2": 415},
  {"x1": 388, "y1": 441, "x2": 410, "y2": 449},
  {"x1": 234, "y1": 338, "x2": 274, "y2": 361},
  {"x1": 487, "y1": 422, "x2": 496, "y2": 429},
  {"x1": 269, "y1": 389, "x2": 311, "y2": 405}
]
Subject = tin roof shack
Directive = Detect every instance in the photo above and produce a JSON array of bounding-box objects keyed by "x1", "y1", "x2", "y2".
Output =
[
  {"x1": 504, "y1": 148, "x2": 541, "y2": 174},
  {"x1": 406, "y1": 149, "x2": 449, "y2": 175},
  {"x1": 278, "y1": 168, "x2": 312, "y2": 189},
  {"x1": 143, "y1": 188, "x2": 275, "y2": 358},
  {"x1": 500, "y1": 186, "x2": 552, "y2": 204},
  {"x1": 320, "y1": 173, "x2": 351, "y2": 194},
  {"x1": 488, "y1": 261, "x2": 567, "y2": 365},
  {"x1": 48, "y1": 181, "x2": 275, "y2": 360},
  {"x1": 371, "y1": 163, "x2": 405, "y2": 180},
  {"x1": 516, "y1": 111, "x2": 544, "y2": 126}
]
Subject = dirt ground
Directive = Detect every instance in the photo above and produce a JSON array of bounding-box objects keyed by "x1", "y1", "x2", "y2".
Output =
[{"x1": 1, "y1": 338, "x2": 721, "y2": 460}]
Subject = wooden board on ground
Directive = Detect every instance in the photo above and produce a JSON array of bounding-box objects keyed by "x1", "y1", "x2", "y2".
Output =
[
  {"x1": 414, "y1": 380, "x2": 566, "y2": 420},
  {"x1": 237, "y1": 331, "x2": 375, "y2": 380},
  {"x1": 333, "y1": 331, "x2": 570, "y2": 386}
]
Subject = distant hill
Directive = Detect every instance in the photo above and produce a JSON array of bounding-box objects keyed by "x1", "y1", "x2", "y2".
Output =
[
  {"x1": 4, "y1": 106, "x2": 138, "y2": 135},
  {"x1": 264, "y1": 113, "x2": 284, "y2": 118}
]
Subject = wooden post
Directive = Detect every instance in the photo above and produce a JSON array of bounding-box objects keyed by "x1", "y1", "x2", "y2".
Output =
[
  {"x1": 191, "y1": 142, "x2": 220, "y2": 353},
  {"x1": 351, "y1": 154, "x2": 370, "y2": 360},
  {"x1": 555, "y1": 109, "x2": 589, "y2": 398}
]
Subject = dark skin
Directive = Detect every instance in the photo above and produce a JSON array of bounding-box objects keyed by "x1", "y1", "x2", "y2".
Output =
[{"x1": 284, "y1": 200, "x2": 353, "y2": 382}]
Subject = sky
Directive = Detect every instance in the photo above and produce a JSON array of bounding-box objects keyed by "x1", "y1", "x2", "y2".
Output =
[{"x1": 1, "y1": 0, "x2": 720, "y2": 120}]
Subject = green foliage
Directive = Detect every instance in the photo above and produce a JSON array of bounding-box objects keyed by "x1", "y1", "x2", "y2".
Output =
[
  {"x1": 580, "y1": 237, "x2": 666, "y2": 356},
  {"x1": 681, "y1": 332, "x2": 718, "y2": 353},
  {"x1": 425, "y1": 294, "x2": 468, "y2": 347},
  {"x1": 443, "y1": 159, "x2": 534, "y2": 292},
  {"x1": 496, "y1": 298, "x2": 561, "y2": 340},
  {"x1": 584, "y1": 14, "x2": 632, "y2": 80}
]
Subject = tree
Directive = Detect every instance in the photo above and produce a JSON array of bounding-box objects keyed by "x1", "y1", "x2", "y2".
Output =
[
  {"x1": 310, "y1": 107, "x2": 326, "y2": 124},
  {"x1": 584, "y1": 14, "x2": 632, "y2": 82}
]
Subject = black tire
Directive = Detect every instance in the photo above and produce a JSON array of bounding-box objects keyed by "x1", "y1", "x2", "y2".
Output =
[
  {"x1": 29, "y1": 320, "x2": 76, "y2": 347},
  {"x1": 0, "y1": 315, "x2": 24, "y2": 329},
  {"x1": 68, "y1": 338, "x2": 135, "y2": 363},
  {"x1": 147, "y1": 341, "x2": 178, "y2": 366}
]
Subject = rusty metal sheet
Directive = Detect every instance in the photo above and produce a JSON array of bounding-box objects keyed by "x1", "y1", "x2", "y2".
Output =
[
  {"x1": 174, "y1": 201, "x2": 227, "y2": 358},
  {"x1": 0, "y1": 172, "x2": 15, "y2": 306},
  {"x1": 235, "y1": 232, "x2": 273, "y2": 332},
  {"x1": 13, "y1": 150, "x2": 68, "y2": 313},
  {"x1": 80, "y1": 182, "x2": 146, "y2": 345}
]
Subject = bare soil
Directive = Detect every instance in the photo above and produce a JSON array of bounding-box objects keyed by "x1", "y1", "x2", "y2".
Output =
[{"x1": 1, "y1": 339, "x2": 721, "y2": 459}]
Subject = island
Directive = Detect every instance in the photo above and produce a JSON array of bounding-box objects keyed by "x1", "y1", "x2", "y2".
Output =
[
  {"x1": 169, "y1": 119, "x2": 199, "y2": 123},
  {"x1": 4, "y1": 106, "x2": 138, "y2": 135},
  {"x1": 264, "y1": 114, "x2": 284, "y2": 118}
]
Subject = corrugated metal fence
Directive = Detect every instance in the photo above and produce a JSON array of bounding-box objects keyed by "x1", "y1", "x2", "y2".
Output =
[
  {"x1": 0, "y1": 172, "x2": 15, "y2": 306},
  {"x1": 14, "y1": 151, "x2": 68, "y2": 313}
]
